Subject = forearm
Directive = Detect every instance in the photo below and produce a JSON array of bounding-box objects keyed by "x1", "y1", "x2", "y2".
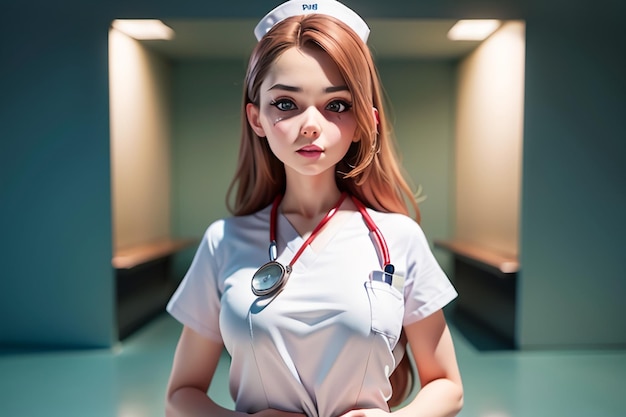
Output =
[
  {"x1": 166, "y1": 387, "x2": 248, "y2": 417},
  {"x1": 391, "y1": 378, "x2": 463, "y2": 417}
]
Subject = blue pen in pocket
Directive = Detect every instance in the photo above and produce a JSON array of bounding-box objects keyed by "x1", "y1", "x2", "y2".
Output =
[
  {"x1": 383, "y1": 264, "x2": 395, "y2": 285},
  {"x1": 370, "y1": 265, "x2": 394, "y2": 286}
]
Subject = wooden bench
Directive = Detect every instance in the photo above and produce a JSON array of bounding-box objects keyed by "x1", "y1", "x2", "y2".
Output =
[
  {"x1": 435, "y1": 239, "x2": 519, "y2": 346},
  {"x1": 113, "y1": 238, "x2": 197, "y2": 339}
]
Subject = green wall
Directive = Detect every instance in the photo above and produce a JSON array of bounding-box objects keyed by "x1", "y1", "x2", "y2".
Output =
[
  {"x1": 0, "y1": 13, "x2": 115, "y2": 349},
  {"x1": 518, "y1": 17, "x2": 626, "y2": 348},
  {"x1": 1, "y1": 0, "x2": 624, "y2": 349},
  {"x1": 171, "y1": 60, "x2": 246, "y2": 237}
]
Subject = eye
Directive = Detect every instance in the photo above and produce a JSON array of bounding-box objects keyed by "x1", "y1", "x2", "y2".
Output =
[
  {"x1": 270, "y1": 98, "x2": 297, "y2": 111},
  {"x1": 326, "y1": 100, "x2": 352, "y2": 113}
]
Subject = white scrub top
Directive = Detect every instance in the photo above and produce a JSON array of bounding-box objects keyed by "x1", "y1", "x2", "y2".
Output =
[{"x1": 167, "y1": 204, "x2": 457, "y2": 417}]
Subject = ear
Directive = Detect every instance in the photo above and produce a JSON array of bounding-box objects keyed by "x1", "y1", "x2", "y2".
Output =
[
  {"x1": 357, "y1": 107, "x2": 379, "y2": 142},
  {"x1": 246, "y1": 102, "x2": 266, "y2": 137}
]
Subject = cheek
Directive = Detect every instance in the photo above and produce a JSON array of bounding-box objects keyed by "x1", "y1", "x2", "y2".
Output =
[
  {"x1": 261, "y1": 107, "x2": 294, "y2": 135},
  {"x1": 268, "y1": 121, "x2": 294, "y2": 138},
  {"x1": 337, "y1": 117, "x2": 358, "y2": 141},
  {"x1": 326, "y1": 110, "x2": 356, "y2": 128}
]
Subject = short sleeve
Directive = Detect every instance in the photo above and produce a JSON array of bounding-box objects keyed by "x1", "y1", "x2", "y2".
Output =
[
  {"x1": 402, "y1": 222, "x2": 457, "y2": 325},
  {"x1": 166, "y1": 222, "x2": 224, "y2": 343}
]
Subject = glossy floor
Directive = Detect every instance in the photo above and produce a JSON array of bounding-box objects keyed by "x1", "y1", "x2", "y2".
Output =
[{"x1": 1, "y1": 313, "x2": 624, "y2": 417}]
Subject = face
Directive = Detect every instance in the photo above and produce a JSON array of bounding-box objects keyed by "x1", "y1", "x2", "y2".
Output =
[{"x1": 246, "y1": 45, "x2": 358, "y2": 180}]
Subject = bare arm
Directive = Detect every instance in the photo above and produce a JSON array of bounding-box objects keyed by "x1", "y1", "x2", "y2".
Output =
[
  {"x1": 166, "y1": 325, "x2": 244, "y2": 417},
  {"x1": 392, "y1": 310, "x2": 464, "y2": 417},
  {"x1": 166, "y1": 325, "x2": 307, "y2": 417}
]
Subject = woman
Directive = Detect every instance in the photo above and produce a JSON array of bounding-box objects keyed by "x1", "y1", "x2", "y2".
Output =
[{"x1": 166, "y1": 1, "x2": 463, "y2": 416}]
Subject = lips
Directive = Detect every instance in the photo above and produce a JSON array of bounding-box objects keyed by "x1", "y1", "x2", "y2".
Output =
[{"x1": 296, "y1": 144, "x2": 323, "y2": 156}]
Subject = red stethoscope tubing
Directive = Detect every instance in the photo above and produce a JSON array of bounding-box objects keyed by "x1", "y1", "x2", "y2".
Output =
[
  {"x1": 253, "y1": 192, "x2": 395, "y2": 296},
  {"x1": 351, "y1": 196, "x2": 391, "y2": 267},
  {"x1": 269, "y1": 192, "x2": 392, "y2": 270}
]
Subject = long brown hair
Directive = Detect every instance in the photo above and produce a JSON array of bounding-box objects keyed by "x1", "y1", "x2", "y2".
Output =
[{"x1": 226, "y1": 14, "x2": 418, "y2": 406}]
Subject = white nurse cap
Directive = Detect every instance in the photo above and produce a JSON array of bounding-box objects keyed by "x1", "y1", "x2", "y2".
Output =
[{"x1": 254, "y1": 0, "x2": 371, "y2": 43}]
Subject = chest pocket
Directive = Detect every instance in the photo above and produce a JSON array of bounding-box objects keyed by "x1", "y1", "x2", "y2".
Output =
[{"x1": 364, "y1": 278, "x2": 404, "y2": 349}]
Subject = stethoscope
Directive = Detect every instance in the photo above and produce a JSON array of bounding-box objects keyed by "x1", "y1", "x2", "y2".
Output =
[{"x1": 251, "y1": 192, "x2": 395, "y2": 297}]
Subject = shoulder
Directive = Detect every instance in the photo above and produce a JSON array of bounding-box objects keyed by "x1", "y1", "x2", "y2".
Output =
[
  {"x1": 367, "y1": 210, "x2": 423, "y2": 237},
  {"x1": 203, "y1": 204, "x2": 272, "y2": 247},
  {"x1": 364, "y1": 209, "x2": 432, "y2": 257}
]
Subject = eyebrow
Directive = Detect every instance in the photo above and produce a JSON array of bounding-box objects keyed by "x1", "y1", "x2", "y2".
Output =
[{"x1": 268, "y1": 84, "x2": 350, "y2": 93}]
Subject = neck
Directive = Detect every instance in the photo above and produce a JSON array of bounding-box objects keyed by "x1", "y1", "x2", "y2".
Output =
[{"x1": 281, "y1": 173, "x2": 343, "y2": 219}]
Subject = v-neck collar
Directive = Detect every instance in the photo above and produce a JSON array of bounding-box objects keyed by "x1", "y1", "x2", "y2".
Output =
[{"x1": 277, "y1": 210, "x2": 360, "y2": 270}]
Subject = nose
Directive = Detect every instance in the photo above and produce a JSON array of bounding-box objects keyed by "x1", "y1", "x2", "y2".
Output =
[{"x1": 300, "y1": 107, "x2": 322, "y2": 139}]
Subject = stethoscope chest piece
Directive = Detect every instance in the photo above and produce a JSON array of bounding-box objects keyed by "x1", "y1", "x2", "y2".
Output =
[{"x1": 251, "y1": 261, "x2": 292, "y2": 297}]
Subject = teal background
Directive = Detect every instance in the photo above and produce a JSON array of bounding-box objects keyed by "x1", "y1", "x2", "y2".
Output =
[{"x1": 0, "y1": 0, "x2": 624, "y2": 350}]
